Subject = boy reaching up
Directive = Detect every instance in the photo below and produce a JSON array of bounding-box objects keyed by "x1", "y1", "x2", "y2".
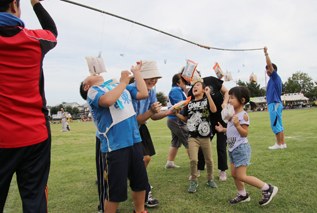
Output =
[{"x1": 80, "y1": 61, "x2": 149, "y2": 213}]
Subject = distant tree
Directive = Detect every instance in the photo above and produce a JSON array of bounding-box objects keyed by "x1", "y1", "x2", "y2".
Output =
[
  {"x1": 156, "y1": 92, "x2": 167, "y2": 106},
  {"x1": 283, "y1": 71, "x2": 315, "y2": 100},
  {"x1": 50, "y1": 106, "x2": 58, "y2": 115},
  {"x1": 72, "y1": 107, "x2": 79, "y2": 116},
  {"x1": 65, "y1": 105, "x2": 73, "y2": 115},
  {"x1": 236, "y1": 79, "x2": 265, "y2": 97}
]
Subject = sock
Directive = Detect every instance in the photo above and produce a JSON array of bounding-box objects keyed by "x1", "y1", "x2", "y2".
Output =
[
  {"x1": 262, "y1": 183, "x2": 269, "y2": 191},
  {"x1": 167, "y1": 160, "x2": 174, "y2": 164},
  {"x1": 238, "y1": 189, "x2": 246, "y2": 196}
]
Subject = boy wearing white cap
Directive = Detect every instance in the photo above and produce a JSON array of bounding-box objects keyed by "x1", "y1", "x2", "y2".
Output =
[{"x1": 131, "y1": 59, "x2": 167, "y2": 207}]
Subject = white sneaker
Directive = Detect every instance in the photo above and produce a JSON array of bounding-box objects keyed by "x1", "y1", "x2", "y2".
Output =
[
  {"x1": 165, "y1": 163, "x2": 180, "y2": 169},
  {"x1": 282, "y1": 144, "x2": 287, "y2": 149},
  {"x1": 268, "y1": 143, "x2": 283, "y2": 150},
  {"x1": 219, "y1": 171, "x2": 227, "y2": 181}
]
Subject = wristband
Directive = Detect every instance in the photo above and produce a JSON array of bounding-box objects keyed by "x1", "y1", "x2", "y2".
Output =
[{"x1": 265, "y1": 53, "x2": 268, "y2": 56}]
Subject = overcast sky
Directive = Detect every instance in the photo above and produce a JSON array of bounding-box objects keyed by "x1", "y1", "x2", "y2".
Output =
[{"x1": 20, "y1": 0, "x2": 317, "y2": 106}]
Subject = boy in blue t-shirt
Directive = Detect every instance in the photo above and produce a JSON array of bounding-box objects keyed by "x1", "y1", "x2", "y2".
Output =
[{"x1": 81, "y1": 61, "x2": 149, "y2": 213}]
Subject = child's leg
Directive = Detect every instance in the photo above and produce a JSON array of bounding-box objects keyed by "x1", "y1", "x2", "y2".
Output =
[
  {"x1": 188, "y1": 138, "x2": 200, "y2": 181},
  {"x1": 104, "y1": 200, "x2": 119, "y2": 213},
  {"x1": 132, "y1": 190, "x2": 146, "y2": 212},
  {"x1": 200, "y1": 138, "x2": 214, "y2": 180},
  {"x1": 235, "y1": 165, "x2": 265, "y2": 189},
  {"x1": 144, "y1": 155, "x2": 151, "y2": 168},
  {"x1": 231, "y1": 163, "x2": 245, "y2": 192}
]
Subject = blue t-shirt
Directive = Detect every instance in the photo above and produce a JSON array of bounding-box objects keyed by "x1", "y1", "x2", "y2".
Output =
[
  {"x1": 167, "y1": 86, "x2": 187, "y2": 119},
  {"x1": 88, "y1": 84, "x2": 141, "y2": 153},
  {"x1": 266, "y1": 70, "x2": 282, "y2": 104},
  {"x1": 131, "y1": 82, "x2": 157, "y2": 118}
]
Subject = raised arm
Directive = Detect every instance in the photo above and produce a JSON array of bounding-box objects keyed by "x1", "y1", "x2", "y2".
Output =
[
  {"x1": 32, "y1": 0, "x2": 58, "y2": 37},
  {"x1": 131, "y1": 61, "x2": 148, "y2": 100},
  {"x1": 98, "y1": 71, "x2": 133, "y2": 107},
  {"x1": 205, "y1": 87, "x2": 217, "y2": 113},
  {"x1": 264, "y1": 46, "x2": 274, "y2": 74}
]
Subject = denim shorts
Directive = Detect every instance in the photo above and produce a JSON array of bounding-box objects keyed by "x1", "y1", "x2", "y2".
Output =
[{"x1": 228, "y1": 143, "x2": 251, "y2": 168}]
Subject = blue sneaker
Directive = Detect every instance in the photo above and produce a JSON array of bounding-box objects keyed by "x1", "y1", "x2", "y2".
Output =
[{"x1": 188, "y1": 181, "x2": 198, "y2": 193}]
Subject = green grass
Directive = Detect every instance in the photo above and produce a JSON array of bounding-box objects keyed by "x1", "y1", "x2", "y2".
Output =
[{"x1": 4, "y1": 108, "x2": 317, "y2": 213}]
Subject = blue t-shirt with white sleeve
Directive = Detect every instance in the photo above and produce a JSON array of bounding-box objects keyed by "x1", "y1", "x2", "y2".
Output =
[
  {"x1": 87, "y1": 84, "x2": 141, "y2": 153},
  {"x1": 131, "y1": 82, "x2": 157, "y2": 123},
  {"x1": 266, "y1": 70, "x2": 282, "y2": 104},
  {"x1": 167, "y1": 85, "x2": 187, "y2": 119}
]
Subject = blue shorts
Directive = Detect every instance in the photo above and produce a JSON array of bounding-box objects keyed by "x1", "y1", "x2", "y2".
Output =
[
  {"x1": 228, "y1": 143, "x2": 251, "y2": 168},
  {"x1": 103, "y1": 142, "x2": 148, "y2": 202},
  {"x1": 268, "y1": 102, "x2": 284, "y2": 134}
]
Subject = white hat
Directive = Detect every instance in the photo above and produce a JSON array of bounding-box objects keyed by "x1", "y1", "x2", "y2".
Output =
[{"x1": 140, "y1": 60, "x2": 162, "y2": 79}]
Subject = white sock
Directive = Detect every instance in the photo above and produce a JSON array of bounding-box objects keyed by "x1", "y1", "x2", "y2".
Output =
[
  {"x1": 262, "y1": 183, "x2": 269, "y2": 191},
  {"x1": 167, "y1": 160, "x2": 174, "y2": 164},
  {"x1": 238, "y1": 189, "x2": 246, "y2": 196}
]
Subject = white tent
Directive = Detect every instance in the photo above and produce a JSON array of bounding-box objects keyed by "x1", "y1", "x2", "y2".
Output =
[{"x1": 250, "y1": 93, "x2": 309, "y2": 104}]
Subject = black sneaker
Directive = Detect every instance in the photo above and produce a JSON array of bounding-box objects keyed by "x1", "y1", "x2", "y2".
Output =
[
  {"x1": 259, "y1": 184, "x2": 278, "y2": 206},
  {"x1": 228, "y1": 193, "x2": 251, "y2": 204},
  {"x1": 145, "y1": 192, "x2": 159, "y2": 207}
]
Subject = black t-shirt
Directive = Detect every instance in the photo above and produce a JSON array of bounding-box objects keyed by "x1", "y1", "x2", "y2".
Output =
[
  {"x1": 188, "y1": 76, "x2": 226, "y2": 126},
  {"x1": 183, "y1": 97, "x2": 213, "y2": 138}
]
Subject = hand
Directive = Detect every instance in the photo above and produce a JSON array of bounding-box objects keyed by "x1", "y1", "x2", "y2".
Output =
[
  {"x1": 215, "y1": 122, "x2": 224, "y2": 132},
  {"x1": 119, "y1": 70, "x2": 133, "y2": 85},
  {"x1": 31, "y1": 0, "x2": 40, "y2": 7},
  {"x1": 232, "y1": 116, "x2": 240, "y2": 127},
  {"x1": 171, "y1": 107, "x2": 183, "y2": 115},
  {"x1": 264, "y1": 46, "x2": 268, "y2": 54},
  {"x1": 205, "y1": 87, "x2": 211, "y2": 95},
  {"x1": 150, "y1": 102, "x2": 162, "y2": 114},
  {"x1": 131, "y1": 61, "x2": 142, "y2": 74},
  {"x1": 221, "y1": 102, "x2": 227, "y2": 109}
]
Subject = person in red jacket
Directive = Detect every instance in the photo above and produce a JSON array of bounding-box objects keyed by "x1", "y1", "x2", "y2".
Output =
[{"x1": 0, "y1": 0, "x2": 57, "y2": 212}]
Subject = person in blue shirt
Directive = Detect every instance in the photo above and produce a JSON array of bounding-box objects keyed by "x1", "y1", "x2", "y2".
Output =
[
  {"x1": 82, "y1": 61, "x2": 149, "y2": 213},
  {"x1": 165, "y1": 73, "x2": 190, "y2": 169},
  {"x1": 264, "y1": 46, "x2": 286, "y2": 150},
  {"x1": 131, "y1": 59, "x2": 167, "y2": 207}
]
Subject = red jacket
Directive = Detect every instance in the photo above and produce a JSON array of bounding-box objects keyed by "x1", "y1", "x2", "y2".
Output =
[{"x1": 0, "y1": 3, "x2": 57, "y2": 148}]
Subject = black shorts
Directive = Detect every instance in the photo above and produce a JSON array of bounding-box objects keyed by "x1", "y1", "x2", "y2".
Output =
[
  {"x1": 139, "y1": 124, "x2": 156, "y2": 156},
  {"x1": 103, "y1": 143, "x2": 148, "y2": 202},
  {"x1": 0, "y1": 135, "x2": 51, "y2": 213}
]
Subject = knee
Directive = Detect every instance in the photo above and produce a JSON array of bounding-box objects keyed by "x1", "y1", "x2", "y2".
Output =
[{"x1": 144, "y1": 156, "x2": 151, "y2": 163}]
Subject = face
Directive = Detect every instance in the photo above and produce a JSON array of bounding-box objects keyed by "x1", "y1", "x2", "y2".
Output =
[
  {"x1": 83, "y1": 75, "x2": 104, "y2": 91},
  {"x1": 144, "y1": 78, "x2": 159, "y2": 91},
  {"x1": 177, "y1": 79, "x2": 186, "y2": 90},
  {"x1": 192, "y1": 82, "x2": 204, "y2": 96},
  {"x1": 228, "y1": 94, "x2": 240, "y2": 109}
]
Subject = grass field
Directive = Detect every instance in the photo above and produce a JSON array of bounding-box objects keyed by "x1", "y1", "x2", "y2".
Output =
[{"x1": 4, "y1": 108, "x2": 317, "y2": 213}]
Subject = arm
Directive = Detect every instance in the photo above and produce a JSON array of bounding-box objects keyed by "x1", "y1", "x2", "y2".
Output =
[
  {"x1": 220, "y1": 85, "x2": 229, "y2": 109},
  {"x1": 131, "y1": 61, "x2": 148, "y2": 100},
  {"x1": 32, "y1": 0, "x2": 58, "y2": 37},
  {"x1": 98, "y1": 71, "x2": 133, "y2": 107},
  {"x1": 135, "y1": 102, "x2": 162, "y2": 125},
  {"x1": 175, "y1": 113, "x2": 188, "y2": 122},
  {"x1": 264, "y1": 46, "x2": 274, "y2": 74},
  {"x1": 205, "y1": 87, "x2": 217, "y2": 113},
  {"x1": 232, "y1": 115, "x2": 249, "y2": 137}
]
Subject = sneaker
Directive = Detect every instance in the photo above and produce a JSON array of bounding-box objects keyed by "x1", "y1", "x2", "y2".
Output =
[
  {"x1": 188, "y1": 181, "x2": 198, "y2": 193},
  {"x1": 268, "y1": 143, "x2": 283, "y2": 150},
  {"x1": 207, "y1": 179, "x2": 218, "y2": 188},
  {"x1": 188, "y1": 170, "x2": 200, "y2": 181},
  {"x1": 145, "y1": 192, "x2": 159, "y2": 207},
  {"x1": 259, "y1": 184, "x2": 278, "y2": 206},
  {"x1": 219, "y1": 171, "x2": 227, "y2": 181},
  {"x1": 165, "y1": 163, "x2": 180, "y2": 169},
  {"x1": 228, "y1": 193, "x2": 251, "y2": 204},
  {"x1": 282, "y1": 144, "x2": 287, "y2": 149}
]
